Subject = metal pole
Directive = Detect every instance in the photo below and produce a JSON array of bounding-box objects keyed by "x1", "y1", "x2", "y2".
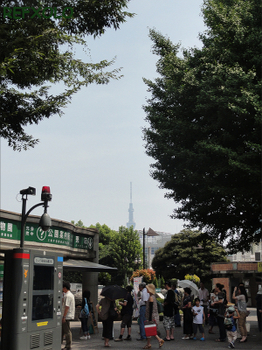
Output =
[
  {"x1": 143, "y1": 227, "x2": 145, "y2": 269},
  {"x1": 20, "y1": 201, "x2": 46, "y2": 248},
  {"x1": 20, "y1": 196, "x2": 27, "y2": 248}
]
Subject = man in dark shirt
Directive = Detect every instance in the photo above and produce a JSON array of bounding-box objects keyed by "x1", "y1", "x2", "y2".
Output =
[
  {"x1": 163, "y1": 281, "x2": 175, "y2": 341},
  {"x1": 115, "y1": 285, "x2": 134, "y2": 341}
]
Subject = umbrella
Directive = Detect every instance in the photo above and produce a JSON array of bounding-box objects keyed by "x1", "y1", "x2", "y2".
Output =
[
  {"x1": 100, "y1": 285, "x2": 127, "y2": 300},
  {"x1": 178, "y1": 280, "x2": 199, "y2": 297}
]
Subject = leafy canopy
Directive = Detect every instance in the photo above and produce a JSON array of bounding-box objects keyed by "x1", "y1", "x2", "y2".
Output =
[
  {"x1": 152, "y1": 229, "x2": 228, "y2": 281},
  {"x1": 89, "y1": 223, "x2": 142, "y2": 285},
  {"x1": 143, "y1": 0, "x2": 262, "y2": 253},
  {"x1": 0, "y1": 0, "x2": 133, "y2": 150}
]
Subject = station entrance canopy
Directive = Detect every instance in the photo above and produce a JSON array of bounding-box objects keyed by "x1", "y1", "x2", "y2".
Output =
[{"x1": 63, "y1": 259, "x2": 117, "y2": 272}]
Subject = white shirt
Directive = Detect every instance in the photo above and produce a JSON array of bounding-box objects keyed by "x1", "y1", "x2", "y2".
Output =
[
  {"x1": 139, "y1": 287, "x2": 149, "y2": 306},
  {"x1": 198, "y1": 288, "x2": 209, "y2": 306},
  {"x1": 63, "y1": 290, "x2": 75, "y2": 320},
  {"x1": 192, "y1": 305, "x2": 204, "y2": 324}
]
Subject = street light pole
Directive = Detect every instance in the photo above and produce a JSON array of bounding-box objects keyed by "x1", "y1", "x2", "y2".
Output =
[{"x1": 143, "y1": 227, "x2": 145, "y2": 269}]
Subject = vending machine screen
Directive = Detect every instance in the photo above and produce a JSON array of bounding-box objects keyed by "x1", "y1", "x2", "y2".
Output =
[{"x1": 32, "y1": 265, "x2": 54, "y2": 321}]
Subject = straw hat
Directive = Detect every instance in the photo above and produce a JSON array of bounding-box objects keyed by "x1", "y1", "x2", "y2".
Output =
[{"x1": 146, "y1": 284, "x2": 156, "y2": 295}]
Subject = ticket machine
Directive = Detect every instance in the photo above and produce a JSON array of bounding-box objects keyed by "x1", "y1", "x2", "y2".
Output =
[{"x1": 1, "y1": 248, "x2": 63, "y2": 350}]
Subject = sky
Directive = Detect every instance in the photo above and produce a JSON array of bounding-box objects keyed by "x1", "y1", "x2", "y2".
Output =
[{"x1": 0, "y1": 0, "x2": 206, "y2": 234}]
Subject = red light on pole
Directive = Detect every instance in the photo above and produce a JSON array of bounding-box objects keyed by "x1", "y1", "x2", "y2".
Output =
[{"x1": 41, "y1": 186, "x2": 52, "y2": 201}]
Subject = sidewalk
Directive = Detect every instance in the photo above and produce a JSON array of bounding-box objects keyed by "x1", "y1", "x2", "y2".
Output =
[{"x1": 67, "y1": 308, "x2": 262, "y2": 350}]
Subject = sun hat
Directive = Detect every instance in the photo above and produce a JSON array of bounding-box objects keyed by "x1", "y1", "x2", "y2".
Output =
[
  {"x1": 146, "y1": 284, "x2": 156, "y2": 295},
  {"x1": 228, "y1": 306, "x2": 235, "y2": 313}
]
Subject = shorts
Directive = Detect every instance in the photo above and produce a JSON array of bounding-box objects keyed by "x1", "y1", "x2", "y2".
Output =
[
  {"x1": 121, "y1": 314, "x2": 132, "y2": 328},
  {"x1": 193, "y1": 323, "x2": 204, "y2": 334},
  {"x1": 163, "y1": 316, "x2": 175, "y2": 330}
]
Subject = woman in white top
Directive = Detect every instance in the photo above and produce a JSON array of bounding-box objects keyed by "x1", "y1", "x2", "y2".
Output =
[{"x1": 232, "y1": 285, "x2": 248, "y2": 343}]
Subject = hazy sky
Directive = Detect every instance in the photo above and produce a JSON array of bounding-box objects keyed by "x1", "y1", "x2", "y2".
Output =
[{"x1": 0, "y1": 0, "x2": 206, "y2": 233}]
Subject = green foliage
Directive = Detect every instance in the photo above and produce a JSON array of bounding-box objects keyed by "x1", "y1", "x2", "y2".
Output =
[
  {"x1": 89, "y1": 223, "x2": 142, "y2": 285},
  {"x1": 63, "y1": 270, "x2": 82, "y2": 283},
  {"x1": 0, "y1": 0, "x2": 134, "y2": 150},
  {"x1": 160, "y1": 276, "x2": 165, "y2": 289},
  {"x1": 71, "y1": 220, "x2": 86, "y2": 228},
  {"x1": 90, "y1": 223, "x2": 116, "y2": 247},
  {"x1": 109, "y1": 226, "x2": 142, "y2": 284},
  {"x1": 143, "y1": 0, "x2": 262, "y2": 253},
  {"x1": 98, "y1": 272, "x2": 111, "y2": 285},
  {"x1": 89, "y1": 223, "x2": 117, "y2": 267},
  {"x1": 70, "y1": 221, "x2": 142, "y2": 285},
  {"x1": 152, "y1": 229, "x2": 228, "y2": 282},
  {"x1": 153, "y1": 277, "x2": 158, "y2": 288},
  {"x1": 170, "y1": 278, "x2": 177, "y2": 288}
]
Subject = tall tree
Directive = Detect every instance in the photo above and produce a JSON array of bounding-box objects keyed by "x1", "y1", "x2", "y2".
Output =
[
  {"x1": 0, "y1": 0, "x2": 133, "y2": 150},
  {"x1": 152, "y1": 230, "x2": 228, "y2": 281},
  {"x1": 143, "y1": 0, "x2": 261, "y2": 253},
  {"x1": 89, "y1": 223, "x2": 142, "y2": 284},
  {"x1": 109, "y1": 226, "x2": 142, "y2": 285}
]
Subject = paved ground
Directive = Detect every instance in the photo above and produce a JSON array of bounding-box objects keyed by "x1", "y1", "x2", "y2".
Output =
[{"x1": 65, "y1": 308, "x2": 262, "y2": 350}]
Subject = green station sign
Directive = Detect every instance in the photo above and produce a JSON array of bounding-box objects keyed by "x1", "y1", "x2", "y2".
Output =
[{"x1": 0, "y1": 218, "x2": 93, "y2": 251}]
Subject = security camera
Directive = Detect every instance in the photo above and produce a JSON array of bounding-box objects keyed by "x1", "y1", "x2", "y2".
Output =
[
  {"x1": 39, "y1": 213, "x2": 52, "y2": 231},
  {"x1": 20, "y1": 187, "x2": 36, "y2": 195}
]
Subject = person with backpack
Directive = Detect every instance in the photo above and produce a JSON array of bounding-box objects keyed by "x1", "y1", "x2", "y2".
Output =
[
  {"x1": 79, "y1": 290, "x2": 91, "y2": 340},
  {"x1": 171, "y1": 282, "x2": 182, "y2": 327},
  {"x1": 224, "y1": 306, "x2": 240, "y2": 349}
]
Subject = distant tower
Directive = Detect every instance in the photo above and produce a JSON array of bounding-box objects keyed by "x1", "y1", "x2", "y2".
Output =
[{"x1": 127, "y1": 182, "x2": 136, "y2": 229}]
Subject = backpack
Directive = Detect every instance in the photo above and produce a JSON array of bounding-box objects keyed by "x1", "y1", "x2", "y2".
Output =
[
  {"x1": 80, "y1": 298, "x2": 89, "y2": 318},
  {"x1": 174, "y1": 290, "x2": 182, "y2": 309},
  {"x1": 157, "y1": 300, "x2": 164, "y2": 313},
  {"x1": 224, "y1": 316, "x2": 233, "y2": 330}
]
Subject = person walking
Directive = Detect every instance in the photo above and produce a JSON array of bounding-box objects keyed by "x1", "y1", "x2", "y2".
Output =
[
  {"x1": 79, "y1": 290, "x2": 91, "y2": 340},
  {"x1": 143, "y1": 284, "x2": 164, "y2": 349},
  {"x1": 62, "y1": 281, "x2": 75, "y2": 350},
  {"x1": 192, "y1": 297, "x2": 205, "y2": 341},
  {"x1": 198, "y1": 282, "x2": 209, "y2": 325},
  {"x1": 232, "y1": 285, "x2": 248, "y2": 343},
  {"x1": 137, "y1": 283, "x2": 149, "y2": 341},
  {"x1": 163, "y1": 281, "x2": 175, "y2": 341},
  {"x1": 115, "y1": 285, "x2": 134, "y2": 341}
]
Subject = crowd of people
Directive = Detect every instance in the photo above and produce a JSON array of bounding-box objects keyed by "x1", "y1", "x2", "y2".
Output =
[
  {"x1": 60, "y1": 280, "x2": 262, "y2": 350},
  {"x1": 163, "y1": 280, "x2": 261, "y2": 349}
]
